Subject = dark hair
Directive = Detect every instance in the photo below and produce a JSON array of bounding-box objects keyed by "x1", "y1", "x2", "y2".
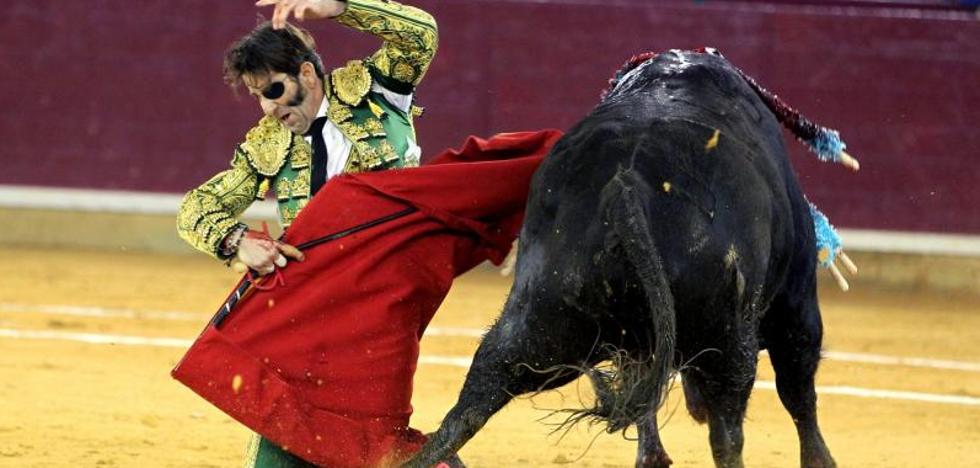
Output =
[{"x1": 222, "y1": 21, "x2": 325, "y2": 88}]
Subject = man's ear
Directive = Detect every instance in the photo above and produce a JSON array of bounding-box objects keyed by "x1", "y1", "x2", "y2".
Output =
[{"x1": 299, "y1": 62, "x2": 319, "y2": 87}]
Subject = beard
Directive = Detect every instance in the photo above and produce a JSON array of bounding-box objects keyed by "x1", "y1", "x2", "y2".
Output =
[{"x1": 286, "y1": 78, "x2": 307, "y2": 107}]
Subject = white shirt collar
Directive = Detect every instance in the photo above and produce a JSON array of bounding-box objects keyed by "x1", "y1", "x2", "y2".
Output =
[
  {"x1": 304, "y1": 97, "x2": 330, "y2": 142},
  {"x1": 315, "y1": 96, "x2": 329, "y2": 120}
]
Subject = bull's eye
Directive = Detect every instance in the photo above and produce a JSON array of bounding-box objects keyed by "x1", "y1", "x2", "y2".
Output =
[{"x1": 262, "y1": 82, "x2": 286, "y2": 100}]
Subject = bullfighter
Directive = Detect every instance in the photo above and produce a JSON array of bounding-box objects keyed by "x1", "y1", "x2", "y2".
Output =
[{"x1": 176, "y1": 0, "x2": 439, "y2": 465}]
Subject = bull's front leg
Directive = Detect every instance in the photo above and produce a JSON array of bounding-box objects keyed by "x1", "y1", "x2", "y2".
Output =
[
  {"x1": 406, "y1": 369, "x2": 513, "y2": 467},
  {"x1": 405, "y1": 294, "x2": 600, "y2": 467},
  {"x1": 404, "y1": 329, "x2": 539, "y2": 467}
]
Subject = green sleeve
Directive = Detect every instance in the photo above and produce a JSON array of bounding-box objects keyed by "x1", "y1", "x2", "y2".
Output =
[
  {"x1": 334, "y1": 0, "x2": 438, "y2": 91},
  {"x1": 177, "y1": 149, "x2": 260, "y2": 258}
]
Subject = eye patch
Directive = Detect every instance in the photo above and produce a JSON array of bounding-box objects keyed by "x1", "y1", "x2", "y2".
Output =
[{"x1": 261, "y1": 82, "x2": 286, "y2": 100}]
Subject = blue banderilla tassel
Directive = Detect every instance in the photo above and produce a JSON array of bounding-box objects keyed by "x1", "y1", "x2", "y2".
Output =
[
  {"x1": 809, "y1": 128, "x2": 848, "y2": 164},
  {"x1": 809, "y1": 202, "x2": 841, "y2": 268}
]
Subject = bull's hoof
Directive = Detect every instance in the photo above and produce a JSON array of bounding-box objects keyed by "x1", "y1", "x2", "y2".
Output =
[
  {"x1": 802, "y1": 453, "x2": 836, "y2": 468},
  {"x1": 435, "y1": 452, "x2": 466, "y2": 468},
  {"x1": 637, "y1": 451, "x2": 673, "y2": 468}
]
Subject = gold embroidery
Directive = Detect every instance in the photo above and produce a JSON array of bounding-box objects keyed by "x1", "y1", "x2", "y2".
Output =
[
  {"x1": 335, "y1": 0, "x2": 438, "y2": 87},
  {"x1": 323, "y1": 71, "x2": 380, "y2": 150},
  {"x1": 363, "y1": 118, "x2": 386, "y2": 137},
  {"x1": 328, "y1": 101, "x2": 353, "y2": 123},
  {"x1": 292, "y1": 169, "x2": 311, "y2": 198},
  {"x1": 411, "y1": 105, "x2": 424, "y2": 118},
  {"x1": 331, "y1": 60, "x2": 372, "y2": 107},
  {"x1": 257, "y1": 178, "x2": 270, "y2": 199},
  {"x1": 291, "y1": 136, "x2": 311, "y2": 169},
  {"x1": 279, "y1": 205, "x2": 296, "y2": 226},
  {"x1": 392, "y1": 62, "x2": 417, "y2": 83},
  {"x1": 346, "y1": 156, "x2": 361, "y2": 172},
  {"x1": 331, "y1": 115, "x2": 386, "y2": 143},
  {"x1": 344, "y1": 142, "x2": 373, "y2": 172},
  {"x1": 367, "y1": 100, "x2": 386, "y2": 118},
  {"x1": 337, "y1": 120, "x2": 370, "y2": 141},
  {"x1": 377, "y1": 140, "x2": 399, "y2": 163},
  {"x1": 358, "y1": 141, "x2": 384, "y2": 169},
  {"x1": 241, "y1": 116, "x2": 291, "y2": 176},
  {"x1": 276, "y1": 177, "x2": 292, "y2": 200},
  {"x1": 177, "y1": 149, "x2": 259, "y2": 257}
]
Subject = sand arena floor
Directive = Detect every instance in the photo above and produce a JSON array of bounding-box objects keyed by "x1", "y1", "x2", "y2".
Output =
[{"x1": 1, "y1": 246, "x2": 978, "y2": 467}]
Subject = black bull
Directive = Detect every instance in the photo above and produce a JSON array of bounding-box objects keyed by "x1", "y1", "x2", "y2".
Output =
[{"x1": 408, "y1": 51, "x2": 835, "y2": 468}]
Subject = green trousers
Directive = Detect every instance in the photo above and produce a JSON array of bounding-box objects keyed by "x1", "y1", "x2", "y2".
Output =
[{"x1": 244, "y1": 435, "x2": 318, "y2": 468}]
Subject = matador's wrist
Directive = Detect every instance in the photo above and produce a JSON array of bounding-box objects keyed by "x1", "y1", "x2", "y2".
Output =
[{"x1": 219, "y1": 223, "x2": 249, "y2": 262}]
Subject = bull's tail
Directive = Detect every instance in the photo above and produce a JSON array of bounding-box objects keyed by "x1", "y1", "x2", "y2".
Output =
[{"x1": 591, "y1": 168, "x2": 677, "y2": 432}]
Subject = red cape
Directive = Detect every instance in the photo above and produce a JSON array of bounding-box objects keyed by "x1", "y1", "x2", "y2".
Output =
[{"x1": 172, "y1": 130, "x2": 562, "y2": 467}]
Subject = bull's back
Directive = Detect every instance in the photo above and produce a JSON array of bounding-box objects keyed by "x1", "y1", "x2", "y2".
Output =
[{"x1": 521, "y1": 51, "x2": 804, "y2": 316}]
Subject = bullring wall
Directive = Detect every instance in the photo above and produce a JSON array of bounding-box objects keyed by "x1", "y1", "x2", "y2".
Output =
[{"x1": 2, "y1": 0, "x2": 978, "y2": 234}]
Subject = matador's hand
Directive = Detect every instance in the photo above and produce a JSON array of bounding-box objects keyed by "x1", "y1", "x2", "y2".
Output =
[
  {"x1": 255, "y1": 0, "x2": 347, "y2": 29},
  {"x1": 233, "y1": 229, "x2": 304, "y2": 276}
]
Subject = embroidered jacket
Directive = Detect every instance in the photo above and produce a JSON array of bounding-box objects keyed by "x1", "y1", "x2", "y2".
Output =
[{"x1": 177, "y1": 0, "x2": 437, "y2": 258}]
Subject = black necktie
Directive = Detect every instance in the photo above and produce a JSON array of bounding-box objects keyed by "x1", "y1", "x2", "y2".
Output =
[{"x1": 306, "y1": 116, "x2": 329, "y2": 196}]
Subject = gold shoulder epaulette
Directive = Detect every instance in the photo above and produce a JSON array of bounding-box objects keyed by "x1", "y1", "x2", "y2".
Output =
[
  {"x1": 330, "y1": 60, "x2": 372, "y2": 107},
  {"x1": 240, "y1": 115, "x2": 291, "y2": 177}
]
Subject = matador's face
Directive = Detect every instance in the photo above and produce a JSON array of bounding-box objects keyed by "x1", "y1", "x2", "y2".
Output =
[{"x1": 243, "y1": 63, "x2": 323, "y2": 135}]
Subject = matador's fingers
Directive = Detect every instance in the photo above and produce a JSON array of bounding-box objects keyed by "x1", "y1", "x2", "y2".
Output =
[
  {"x1": 268, "y1": 0, "x2": 298, "y2": 29},
  {"x1": 273, "y1": 2, "x2": 292, "y2": 29},
  {"x1": 232, "y1": 261, "x2": 248, "y2": 274},
  {"x1": 277, "y1": 242, "x2": 305, "y2": 261},
  {"x1": 295, "y1": 3, "x2": 313, "y2": 20},
  {"x1": 256, "y1": 0, "x2": 284, "y2": 27},
  {"x1": 255, "y1": 0, "x2": 285, "y2": 24},
  {"x1": 258, "y1": 0, "x2": 336, "y2": 25}
]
